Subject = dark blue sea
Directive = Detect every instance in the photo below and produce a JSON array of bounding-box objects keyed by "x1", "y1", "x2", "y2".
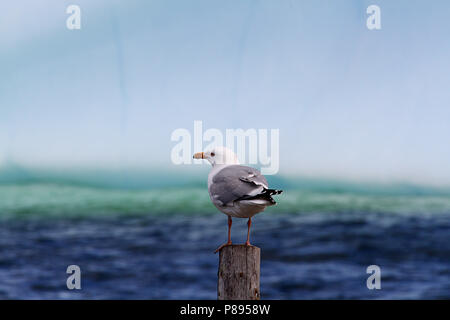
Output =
[{"x1": 0, "y1": 183, "x2": 449, "y2": 299}]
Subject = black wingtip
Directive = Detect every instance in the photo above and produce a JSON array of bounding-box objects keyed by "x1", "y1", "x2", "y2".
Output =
[{"x1": 267, "y1": 189, "x2": 283, "y2": 196}]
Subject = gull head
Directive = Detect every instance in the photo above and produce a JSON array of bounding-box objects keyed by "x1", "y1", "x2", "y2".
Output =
[{"x1": 193, "y1": 146, "x2": 240, "y2": 166}]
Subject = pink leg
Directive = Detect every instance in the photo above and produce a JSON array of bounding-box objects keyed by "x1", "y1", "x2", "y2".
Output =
[
  {"x1": 245, "y1": 217, "x2": 252, "y2": 246},
  {"x1": 214, "y1": 216, "x2": 233, "y2": 253}
]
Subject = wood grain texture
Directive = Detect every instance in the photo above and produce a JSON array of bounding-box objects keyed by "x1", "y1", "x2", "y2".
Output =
[{"x1": 217, "y1": 245, "x2": 260, "y2": 300}]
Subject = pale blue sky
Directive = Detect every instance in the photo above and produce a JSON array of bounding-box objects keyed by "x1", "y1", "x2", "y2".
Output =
[{"x1": 1, "y1": 0, "x2": 449, "y2": 185}]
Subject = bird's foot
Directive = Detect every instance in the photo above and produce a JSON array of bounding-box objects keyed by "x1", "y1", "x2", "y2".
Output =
[
  {"x1": 245, "y1": 241, "x2": 252, "y2": 247},
  {"x1": 214, "y1": 241, "x2": 232, "y2": 254}
]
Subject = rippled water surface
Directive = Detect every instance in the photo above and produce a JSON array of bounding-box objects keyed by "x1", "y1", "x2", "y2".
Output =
[{"x1": 1, "y1": 211, "x2": 449, "y2": 299}]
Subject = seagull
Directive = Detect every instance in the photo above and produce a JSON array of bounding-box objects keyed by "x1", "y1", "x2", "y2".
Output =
[{"x1": 193, "y1": 146, "x2": 283, "y2": 253}]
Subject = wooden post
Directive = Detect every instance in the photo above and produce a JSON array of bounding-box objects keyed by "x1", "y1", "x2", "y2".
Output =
[{"x1": 217, "y1": 245, "x2": 260, "y2": 300}]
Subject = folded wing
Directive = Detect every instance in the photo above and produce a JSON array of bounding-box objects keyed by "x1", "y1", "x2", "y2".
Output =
[{"x1": 210, "y1": 165, "x2": 281, "y2": 206}]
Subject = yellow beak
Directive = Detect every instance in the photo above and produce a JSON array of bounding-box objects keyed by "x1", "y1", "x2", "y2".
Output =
[{"x1": 193, "y1": 152, "x2": 204, "y2": 159}]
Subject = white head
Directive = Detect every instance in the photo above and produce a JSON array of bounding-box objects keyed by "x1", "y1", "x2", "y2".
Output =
[{"x1": 193, "y1": 146, "x2": 240, "y2": 166}]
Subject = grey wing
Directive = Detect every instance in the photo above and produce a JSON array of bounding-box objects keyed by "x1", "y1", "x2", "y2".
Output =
[{"x1": 210, "y1": 165, "x2": 268, "y2": 206}]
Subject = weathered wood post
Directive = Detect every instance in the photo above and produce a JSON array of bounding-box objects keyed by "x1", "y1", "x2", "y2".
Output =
[{"x1": 217, "y1": 245, "x2": 260, "y2": 300}]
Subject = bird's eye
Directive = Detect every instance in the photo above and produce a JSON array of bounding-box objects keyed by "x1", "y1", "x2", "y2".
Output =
[{"x1": 211, "y1": 152, "x2": 215, "y2": 157}]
